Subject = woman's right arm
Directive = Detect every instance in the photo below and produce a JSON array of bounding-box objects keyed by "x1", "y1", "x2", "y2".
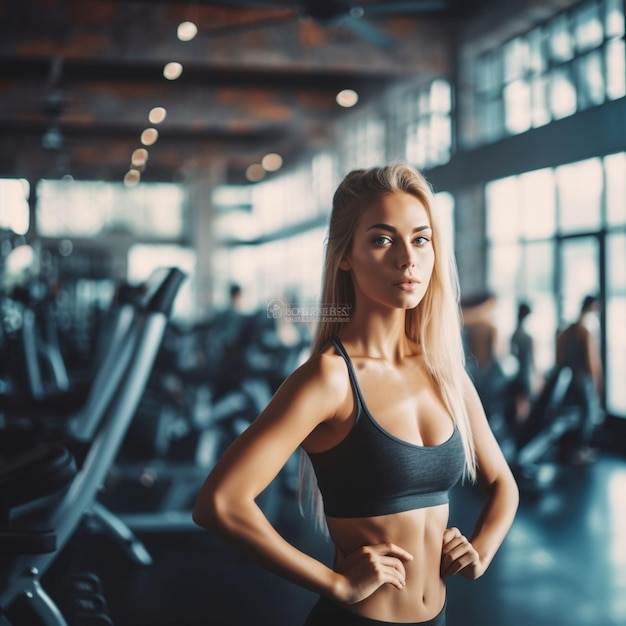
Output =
[{"x1": 192, "y1": 354, "x2": 411, "y2": 602}]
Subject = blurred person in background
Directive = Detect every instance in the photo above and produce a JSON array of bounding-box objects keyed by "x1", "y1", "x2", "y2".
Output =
[
  {"x1": 461, "y1": 292, "x2": 508, "y2": 422},
  {"x1": 556, "y1": 294, "x2": 604, "y2": 465},
  {"x1": 509, "y1": 302, "x2": 536, "y2": 427}
]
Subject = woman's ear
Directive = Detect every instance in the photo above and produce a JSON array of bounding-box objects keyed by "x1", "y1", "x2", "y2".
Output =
[{"x1": 339, "y1": 257, "x2": 351, "y2": 271}]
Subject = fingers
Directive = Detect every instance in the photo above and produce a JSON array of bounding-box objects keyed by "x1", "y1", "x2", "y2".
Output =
[
  {"x1": 363, "y1": 543, "x2": 414, "y2": 588},
  {"x1": 338, "y1": 543, "x2": 413, "y2": 575},
  {"x1": 442, "y1": 526, "x2": 461, "y2": 544},
  {"x1": 441, "y1": 528, "x2": 479, "y2": 578},
  {"x1": 376, "y1": 556, "x2": 407, "y2": 590},
  {"x1": 334, "y1": 542, "x2": 414, "y2": 602},
  {"x1": 356, "y1": 545, "x2": 410, "y2": 586},
  {"x1": 371, "y1": 541, "x2": 414, "y2": 562}
]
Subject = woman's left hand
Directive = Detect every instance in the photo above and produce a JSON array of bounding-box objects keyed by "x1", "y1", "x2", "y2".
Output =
[{"x1": 440, "y1": 527, "x2": 485, "y2": 580}]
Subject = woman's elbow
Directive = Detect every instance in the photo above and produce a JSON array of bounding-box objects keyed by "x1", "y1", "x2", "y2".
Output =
[
  {"x1": 192, "y1": 486, "x2": 230, "y2": 532},
  {"x1": 484, "y1": 469, "x2": 519, "y2": 514},
  {"x1": 502, "y1": 470, "x2": 520, "y2": 515},
  {"x1": 192, "y1": 495, "x2": 214, "y2": 530}
]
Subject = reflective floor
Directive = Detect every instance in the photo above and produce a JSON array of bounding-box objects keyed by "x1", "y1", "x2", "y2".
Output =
[{"x1": 45, "y1": 452, "x2": 626, "y2": 626}]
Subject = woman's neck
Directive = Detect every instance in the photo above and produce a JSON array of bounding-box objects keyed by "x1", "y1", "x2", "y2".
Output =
[{"x1": 337, "y1": 306, "x2": 416, "y2": 362}]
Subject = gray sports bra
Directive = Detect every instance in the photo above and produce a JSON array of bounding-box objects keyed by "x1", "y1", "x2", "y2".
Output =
[{"x1": 306, "y1": 337, "x2": 466, "y2": 518}]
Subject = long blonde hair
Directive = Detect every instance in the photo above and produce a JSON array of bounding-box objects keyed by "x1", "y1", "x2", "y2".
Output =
[{"x1": 300, "y1": 163, "x2": 477, "y2": 529}]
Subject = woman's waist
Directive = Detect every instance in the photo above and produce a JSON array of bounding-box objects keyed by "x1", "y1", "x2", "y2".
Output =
[
  {"x1": 327, "y1": 507, "x2": 448, "y2": 621},
  {"x1": 342, "y1": 566, "x2": 445, "y2": 624},
  {"x1": 327, "y1": 504, "x2": 449, "y2": 548}
]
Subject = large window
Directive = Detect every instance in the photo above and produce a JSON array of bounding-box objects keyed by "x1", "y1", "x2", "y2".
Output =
[
  {"x1": 606, "y1": 233, "x2": 626, "y2": 414},
  {"x1": 0, "y1": 178, "x2": 29, "y2": 236},
  {"x1": 485, "y1": 171, "x2": 557, "y2": 373},
  {"x1": 434, "y1": 191, "x2": 455, "y2": 249},
  {"x1": 559, "y1": 236, "x2": 600, "y2": 321},
  {"x1": 403, "y1": 79, "x2": 453, "y2": 169},
  {"x1": 340, "y1": 112, "x2": 387, "y2": 172},
  {"x1": 605, "y1": 152, "x2": 626, "y2": 225},
  {"x1": 33, "y1": 179, "x2": 193, "y2": 319},
  {"x1": 213, "y1": 227, "x2": 326, "y2": 315},
  {"x1": 466, "y1": 0, "x2": 625, "y2": 147},
  {"x1": 556, "y1": 158, "x2": 603, "y2": 233},
  {"x1": 211, "y1": 159, "x2": 336, "y2": 314},
  {"x1": 37, "y1": 180, "x2": 189, "y2": 240},
  {"x1": 486, "y1": 155, "x2": 626, "y2": 418}
]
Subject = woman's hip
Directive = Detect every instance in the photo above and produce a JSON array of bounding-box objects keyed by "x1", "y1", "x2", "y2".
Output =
[{"x1": 303, "y1": 596, "x2": 446, "y2": 626}]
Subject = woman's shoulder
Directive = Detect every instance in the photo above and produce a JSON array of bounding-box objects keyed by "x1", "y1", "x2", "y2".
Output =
[
  {"x1": 268, "y1": 347, "x2": 352, "y2": 427},
  {"x1": 291, "y1": 339, "x2": 348, "y2": 389},
  {"x1": 296, "y1": 344, "x2": 349, "y2": 389}
]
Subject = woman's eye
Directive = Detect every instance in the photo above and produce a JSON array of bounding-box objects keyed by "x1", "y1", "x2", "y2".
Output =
[
  {"x1": 414, "y1": 236, "x2": 430, "y2": 245},
  {"x1": 373, "y1": 235, "x2": 392, "y2": 246}
]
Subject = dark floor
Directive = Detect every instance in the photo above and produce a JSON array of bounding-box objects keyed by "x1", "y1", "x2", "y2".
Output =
[{"x1": 44, "y1": 452, "x2": 626, "y2": 626}]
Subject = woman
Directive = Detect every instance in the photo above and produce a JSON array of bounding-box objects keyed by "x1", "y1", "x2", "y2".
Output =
[{"x1": 193, "y1": 163, "x2": 519, "y2": 625}]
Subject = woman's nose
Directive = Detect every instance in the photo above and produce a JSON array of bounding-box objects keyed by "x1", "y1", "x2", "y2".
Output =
[{"x1": 396, "y1": 240, "x2": 417, "y2": 269}]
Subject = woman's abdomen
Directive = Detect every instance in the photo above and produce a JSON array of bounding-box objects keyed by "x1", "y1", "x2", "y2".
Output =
[{"x1": 326, "y1": 505, "x2": 449, "y2": 623}]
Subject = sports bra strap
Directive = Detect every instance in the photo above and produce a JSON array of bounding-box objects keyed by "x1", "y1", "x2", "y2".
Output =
[{"x1": 331, "y1": 336, "x2": 365, "y2": 416}]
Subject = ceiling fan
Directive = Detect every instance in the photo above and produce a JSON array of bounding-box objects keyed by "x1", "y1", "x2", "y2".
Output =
[{"x1": 198, "y1": 1, "x2": 451, "y2": 49}]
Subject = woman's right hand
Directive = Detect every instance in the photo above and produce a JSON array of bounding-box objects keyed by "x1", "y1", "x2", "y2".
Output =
[{"x1": 333, "y1": 542, "x2": 414, "y2": 604}]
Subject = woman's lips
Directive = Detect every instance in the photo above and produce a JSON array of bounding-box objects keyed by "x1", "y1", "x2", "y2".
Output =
[{"x1": 394, "y1": 278, "x2": 419, "y2": 291}]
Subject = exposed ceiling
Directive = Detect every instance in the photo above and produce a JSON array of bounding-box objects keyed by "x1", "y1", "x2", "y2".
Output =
[{"x1": 0, "y1": 0, "x2": 491, "y2": 186}]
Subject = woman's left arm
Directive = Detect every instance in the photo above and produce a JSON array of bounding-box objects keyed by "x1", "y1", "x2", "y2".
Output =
[{"x1": 441, "y1": 371, "x2": 519, "y2": 579}]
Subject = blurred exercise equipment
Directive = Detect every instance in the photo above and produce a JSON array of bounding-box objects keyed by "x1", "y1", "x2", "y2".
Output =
[{"x1": 0, "y1": 267, "x2": 186, "y2": 626}]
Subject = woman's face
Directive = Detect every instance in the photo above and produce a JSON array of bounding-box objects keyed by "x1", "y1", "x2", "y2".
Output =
[{"x1": 340, "y1": 191, "x2": 435, "y2": 312}]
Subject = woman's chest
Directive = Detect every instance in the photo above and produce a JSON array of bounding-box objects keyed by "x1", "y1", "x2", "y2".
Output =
[{"x1": 353, "y1": 359, "x2": 453, "y2": 447}]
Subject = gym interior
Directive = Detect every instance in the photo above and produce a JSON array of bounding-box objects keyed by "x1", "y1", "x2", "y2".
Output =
[{"x1": 1, "y1": 1, "x2": 625, "y2": 625}]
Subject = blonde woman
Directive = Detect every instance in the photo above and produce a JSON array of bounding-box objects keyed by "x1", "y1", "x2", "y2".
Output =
[{"x1": 193, "y1": 164, "x2": 518, "y2": 625}]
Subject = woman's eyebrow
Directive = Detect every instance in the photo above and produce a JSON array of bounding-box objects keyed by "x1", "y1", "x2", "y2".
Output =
[{"x1": 365, "y1": 223, "x2": 432, "y2": 233}]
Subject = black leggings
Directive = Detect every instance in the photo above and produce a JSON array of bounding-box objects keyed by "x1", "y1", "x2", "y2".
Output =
[{"x1": 304, "y1": 598, "x2": 446, "y2": 626}]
